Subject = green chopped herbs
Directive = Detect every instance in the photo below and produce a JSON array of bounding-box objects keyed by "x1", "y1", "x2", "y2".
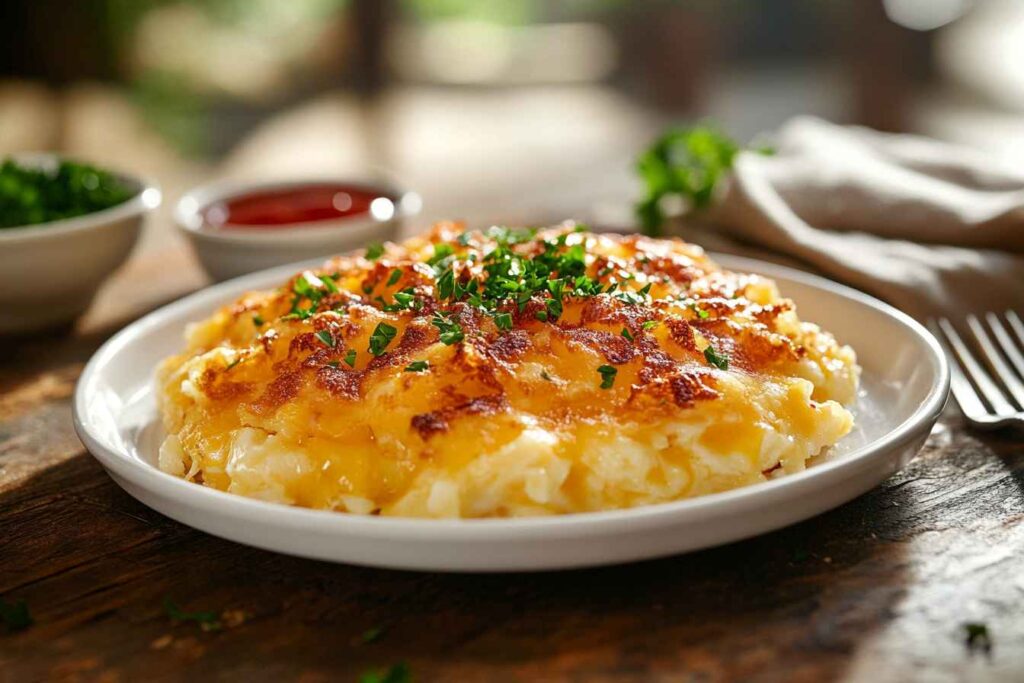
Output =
[
  {"x1": 642, "y1": 320, "x2": 659, "y2": 331},
  {"x1": 0, "y1": 158, "x2": 135, "y2": 229},
  {"x1": 365, "y1": 242, "x2": 385, "y2": 260},
  {"x1": 427, "y1": 243, "x2": 454, "y2": 266},
  {"x1": 343, "y1": 349, "x2": 357, "y2": 367},
  {"x1": 163, "y1": 597, "x2": 221, "y2": 632},
  {"x1": 635, "y1": 125, "x2": 771, "y2": 236},
  {"x1": 964, "y1": 623, "x2": 992, "y2": 653},
  {"x1": 386, "y1": 268, "x2": 403, "y2": 286},
  {"x1": 368, "y1": 322, "x2": 398, "y2": 356},
  {"x1": 703, "y1": 345, "x2": 729, "y2": 370},
  {"x1": 360, "y1": 663, "x2": 411, "y2": 683},
  {"x1": 287, "y1": 271, "x2": 337, "y2": 320},
  {"x1": 431, "y1": 314, "x2": 464, "y2": 345},
  {"x1": 620, "y1": 327, "x2": 634, "y2": 341},
  {"x1": 253, "y1": 314, "x2": 264, "y2": 327},
  {"x1": 0, "y1": 597, "x2": 32, "y2": 633},
  {"x1": 315, "y1": 329, "x2": 335, "y2": 348},
  {"x1": 597, "y1": 364, "x2": 617, "y2": 389},
  {"x1": 328, "y1": 360, "x2": 340, "y2": 368},
  {"x1": 493, "y1": 312, "x2": 513, "y2": 330},
  {"x1": 405, "y1": 360, "x2": 429, "y2": 373}
]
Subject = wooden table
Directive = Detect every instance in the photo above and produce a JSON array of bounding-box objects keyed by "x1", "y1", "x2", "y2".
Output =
[{"x1": 3, "y1": 86, "x2": 1024, "y2": 683}]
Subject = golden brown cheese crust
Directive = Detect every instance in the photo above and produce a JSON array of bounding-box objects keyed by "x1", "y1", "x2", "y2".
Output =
[{"x1": 158, "y1": 222, "x2": 858, "y2": 515}]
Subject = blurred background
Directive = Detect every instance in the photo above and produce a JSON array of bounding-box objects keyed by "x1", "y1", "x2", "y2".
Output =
[{"x1": 0, "y1": 0, "x2": 1020, "y2": 319}]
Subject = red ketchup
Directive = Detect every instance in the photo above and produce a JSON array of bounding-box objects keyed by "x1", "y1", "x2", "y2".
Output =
[{"x1": 204, "y1": 184, "x2": 385, "y2": 228}]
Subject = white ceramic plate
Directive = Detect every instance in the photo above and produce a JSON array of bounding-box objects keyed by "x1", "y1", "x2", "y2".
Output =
[{"x1": 74, "y1": 255, "x2": 949, "y2": 572}]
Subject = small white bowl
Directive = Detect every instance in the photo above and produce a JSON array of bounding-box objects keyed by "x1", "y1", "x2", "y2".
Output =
[
  {"x1": 175, "y1": 178, "x2": 421, "y2": 282},
  {"x1": 0, "y1": 156, "x2": 161, "y2": 334}
]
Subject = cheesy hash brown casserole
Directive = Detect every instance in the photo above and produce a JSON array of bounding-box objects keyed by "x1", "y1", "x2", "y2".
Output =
[{"x1": 157, "y1": 222, "x2": 858, "y2": 518}]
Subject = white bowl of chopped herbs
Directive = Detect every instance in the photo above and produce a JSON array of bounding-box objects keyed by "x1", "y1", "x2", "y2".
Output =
[{"x1": 0, "y1": 154, "x2": 161, "y2": 333}]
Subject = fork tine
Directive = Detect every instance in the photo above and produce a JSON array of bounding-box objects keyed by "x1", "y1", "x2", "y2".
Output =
[
  {"x1": 967, "y1": 315, "x2": 1024, "y2": 408},
  {"x1": 931, "y1": 320, "x2": 990, "y2": 421},
  {"x1": 986, "y1": 312, "x2": 1024, "y2": 382},
  {"x1": 937, "y1": 318, "x2": 1016, "y2": 415},
  {"x1": 1007, "y1": 311, "x2": 1024, "y2": 348}
]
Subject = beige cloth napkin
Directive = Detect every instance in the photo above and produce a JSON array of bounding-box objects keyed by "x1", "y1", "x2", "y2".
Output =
[{"x1": 690, "y1": 116, "x2": 1024, "y2": 320}]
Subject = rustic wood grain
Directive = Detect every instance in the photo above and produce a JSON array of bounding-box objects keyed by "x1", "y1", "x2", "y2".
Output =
[{"x1": 1, "y1": 306, "x2": 1023, "y2": 682}]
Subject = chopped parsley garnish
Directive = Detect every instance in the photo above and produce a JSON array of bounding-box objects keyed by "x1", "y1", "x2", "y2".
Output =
[
  {"x1": 365, "y1": 242, "x2": 385, "y2": 260},
  {"x1": 360, "y1": 663, "x2": 410, "y2": 683},
  {"x1": 343, "y1": 349, "x2": 357, "y2": 367},
  {"x1": 0, "y1": 597, "x2": 32, "y2": 633},
  {"x1": 597, "y1": 364, "x2": 617, "y2": 389},
  {"x1": 386, "y1": 268, "x2": 403, "y2": 286},
  {"x1": 405, "y1": 360, "x2": 429, "y2": 373},
  {"x1": 428, "y1": 243, "x2": 454, "y2": 266},
  {"x1": 964, "y1": 623, "x2": 992, "y2": 653},
  {"x1": 494, "y1": 312, "x2": 513, "y2": 330},
  {"x1": 431, "y1": 314, "x2": 464, "y2": 345},
  {"x1": 163, "y1": 597, "x2": 221, "y2": 632},
  {"x1": 620, "y1": 327, "x2": 634, "y2": 341},
  {"x1": 0, "y1": 158, "x2": 135, "y2": 229},
  {"x1": 328, "y1": 360, "x2": 340, "y2": 368},
  {"x1": 315, "y1": 329, "x2": 335, "y2": 348},
  {"x1": 253, "y1": 315, "x2": 264, "y2": 327},
  {"x1": 703, "y1": 345, "x2": 729, "y2": 370},
  {"x1": 642, "y1": 320, "x2": 659, "y2": 331},
  {"x1": 368, "y1": 322, "x2": 398, "y2": 356},
  {"x1": 288, "y1": 271, "x2": 336, "y2": 320},
  {"x1": 436, "y1": 267, "x2": 455, "y2": 299},
  {"x1": 457, "y1": 231, "x2": 473, "y2": 246}
]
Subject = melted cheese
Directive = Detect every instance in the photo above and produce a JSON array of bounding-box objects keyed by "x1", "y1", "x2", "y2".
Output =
[{"x1": 156, "y1": 222, "x2": 858, "y2": 517}]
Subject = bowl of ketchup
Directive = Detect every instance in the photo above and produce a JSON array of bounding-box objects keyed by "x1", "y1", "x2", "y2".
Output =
[{"x1": 175, "y1": 177, "x2": 420, "y2": 281}]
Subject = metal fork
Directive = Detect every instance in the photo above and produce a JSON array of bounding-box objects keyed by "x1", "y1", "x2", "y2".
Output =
[{"x1": 931, "y1": 311, "x2": 1024, "y2": 429}]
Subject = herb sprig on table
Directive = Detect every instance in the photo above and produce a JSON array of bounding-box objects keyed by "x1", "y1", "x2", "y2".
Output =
[
  {"x1": 0, "y1": 158, "x2": 135, "y2": 229},
  {"x1": 635, "y1": 125, "x2": 771, "y2": 237}
]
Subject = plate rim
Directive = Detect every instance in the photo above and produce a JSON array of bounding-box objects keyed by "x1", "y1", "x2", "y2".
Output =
[{"x1": 73, "y1": 252, "x2": 950, "y2": 539}]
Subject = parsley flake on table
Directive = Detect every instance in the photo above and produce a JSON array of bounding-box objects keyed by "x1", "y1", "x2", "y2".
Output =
[
  {"x1": 163, "y1": 597, "x2": 221, "y2": 632},
  {"x1": 359, "y1": 663, "x2": 411, "y2": 683},
  {"x1": 0, "y1": 596, "x2": 32, "y2": 633},
  {"x1": 963, "y1": 622, "x2": 992, "y2": 653}
]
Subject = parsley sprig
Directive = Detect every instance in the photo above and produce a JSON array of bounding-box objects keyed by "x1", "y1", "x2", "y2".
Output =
[{"x1": 635, "y1": 125, "x2": 771, "y2": 236}]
